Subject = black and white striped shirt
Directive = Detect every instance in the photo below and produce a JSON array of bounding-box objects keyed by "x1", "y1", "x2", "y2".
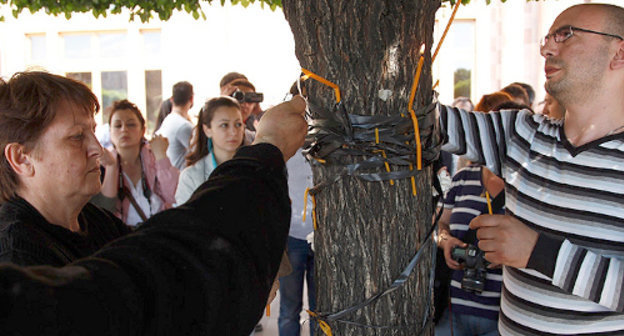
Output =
[{"x1": 439, "y1": 105, "x2": 624, "y2": 335}]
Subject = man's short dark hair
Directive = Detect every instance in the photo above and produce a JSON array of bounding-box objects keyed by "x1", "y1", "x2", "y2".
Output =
[
  {"x1": 501, "y1": 84, "x2": 530, "y2": 106},
  {"x1": 512, "y1": 82, "x2": 535, "y2": 106},
  {"x1": 172, "y1": 81, "x2": 193, "y2": 106},
  {"x1": 219, "y1": 72, "x2": 247, "y2": 89}
]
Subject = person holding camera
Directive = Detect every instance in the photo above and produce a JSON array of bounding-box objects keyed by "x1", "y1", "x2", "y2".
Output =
[
  {"x1": 437, "y1": 4, "x2": 624, "y2": 334},
  {"x1": 220, "y1": 75, "x2": 264, "y2": 133},
  {"x1": 436, "y1": 164, "x2": 504, "y2": 336}
]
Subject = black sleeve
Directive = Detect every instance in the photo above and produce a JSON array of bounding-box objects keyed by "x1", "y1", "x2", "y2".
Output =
[
  {"x1": 526, "y1": 232, "x2": 564, "y2": 278},
  {"x1": 0, "y1": 143, "x2": 290, "y2": 336}
]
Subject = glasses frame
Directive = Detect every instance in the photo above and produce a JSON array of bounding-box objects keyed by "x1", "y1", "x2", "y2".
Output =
[{"x1": 541, "y1": 25, "x2": 624, "y2": 47}]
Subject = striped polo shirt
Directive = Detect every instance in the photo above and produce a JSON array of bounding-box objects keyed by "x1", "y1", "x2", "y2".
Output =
[
  {"x1": 439, "y1": 105, "x2": 624, "y2": 335},
  {"x1": 443, "y1": 165, "x2": 503, "y2": 320}
]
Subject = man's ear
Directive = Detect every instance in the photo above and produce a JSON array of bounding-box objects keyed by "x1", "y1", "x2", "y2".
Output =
[
  {"x1": 610, "y1": 40, "x2": 624, "y2": 70},
  {"x1": 4, "y1": 143, "x2": 34, "y2": 177}
]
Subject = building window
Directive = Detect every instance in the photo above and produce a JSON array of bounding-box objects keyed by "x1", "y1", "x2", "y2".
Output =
[
  {"x1": 99, "y1": 32, "x2": 127, "y2": 58},
  {"x1": 142, "y1": 31, "x2": 161, "y2": 56},
  {"x1": 101, "y1": 71, "x2": 128, "y2": 111},
  {"x1": 66, "y1": 72, "x2": 92, "y2": 89},
  {"x1": 64, "y1": 34, "x2": 92, "y2": 59},
  {"x1": 28, "y1": 34, "x2": 46, "y2": 62},
  {"x1": 145, "y1": 70, "x2": 163, "y2": 134},
  {"x1": 450, "y1": 21, "x2": 475, "y2": 99}
]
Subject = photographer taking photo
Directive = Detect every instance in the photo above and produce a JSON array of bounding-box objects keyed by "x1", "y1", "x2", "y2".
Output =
[{"x1": 436, "y1": 164, "x2": 504, "y2": 336}]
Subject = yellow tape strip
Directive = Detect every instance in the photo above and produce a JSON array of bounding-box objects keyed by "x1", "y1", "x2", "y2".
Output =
[
  {"x1": 485, "y1": 191, "x2": 493, "y2": 215},
  {"x1": 266, "y1": 304, "x2": 270, "y2": 316},
  {"x1": 408, "y1": 45, "x2": 425, "y2": 171},
  {"x1": 306, "y1": 310, "x2": 332, "y2": 336},
  {"x1": 312, "y1": 195, "x2": 318, "y2": 230},
  {"x1": 301, "y1": 68, "x2": 341, "y2": 103},
  {"x1": 381, "y1": 150, "x2": 394, "y2": 186},
  {"x1": 314, "y1": 157, "x2": 327, "y2": 164},
  {"x1": 433, "y1": 79, "x2": 440, "y2": 90},
  {"x1": 303, "y1": 188, "x2": 310, "y2": 222},
  {"x1": 409, "y1": 164, "x2": 417, "y2": 196},
  {"x1": 432, "y1": 0, "x2": 461, "y2": 63},
  {"x1": 375, "y1": 128, "x2": 380, "y2": 144}
]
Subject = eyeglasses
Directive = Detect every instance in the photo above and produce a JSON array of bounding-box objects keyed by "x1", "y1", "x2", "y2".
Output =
[{"x1": 540, "y1": 25, "x2": 623, "y2": 47}]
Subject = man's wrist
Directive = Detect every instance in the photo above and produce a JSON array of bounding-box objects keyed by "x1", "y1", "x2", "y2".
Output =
[{"x1": 437, "y1": 231, "x2": 451, "y2": 247}]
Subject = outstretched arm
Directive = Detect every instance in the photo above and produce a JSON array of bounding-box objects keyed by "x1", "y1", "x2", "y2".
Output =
[{"x1": 0, "y1": 96, "x2": 308, "y2": 335}]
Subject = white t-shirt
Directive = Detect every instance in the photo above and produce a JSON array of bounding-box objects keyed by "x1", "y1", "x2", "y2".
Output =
[
  {"x1": 156, "y1": 113, "x2": 193, "y2": 170},
  {"x1": 123, "y1": 173, "x2": 162, "y2": 226}
]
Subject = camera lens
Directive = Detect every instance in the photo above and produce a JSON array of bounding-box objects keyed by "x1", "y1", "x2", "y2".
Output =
[{"x1": 231, "y1": 91, "x2": 245, "y2": 103}]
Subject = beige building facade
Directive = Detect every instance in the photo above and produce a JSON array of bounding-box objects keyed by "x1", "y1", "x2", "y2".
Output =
[{"x1": 0, "y1": 0, "x2": 621, "y2": 127}]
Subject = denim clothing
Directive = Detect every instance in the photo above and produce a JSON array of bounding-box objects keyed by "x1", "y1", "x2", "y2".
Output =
[
  {"x1": 278, "y1": 236, "x2": 316, "y2": 336},
  {"x1": 436, "y1": 308, "x2": 498, "y2": 336}
]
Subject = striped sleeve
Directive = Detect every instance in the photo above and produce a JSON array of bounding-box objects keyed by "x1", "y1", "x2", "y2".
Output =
[
  {"x1": 439, "y1": 104, "x2": 518, "y2": 176},
  {"x1": 552, "y1": 239, "x2": 624, "y2": 312}
]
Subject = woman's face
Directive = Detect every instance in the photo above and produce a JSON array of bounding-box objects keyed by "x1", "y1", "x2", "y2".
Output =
[
  {"x1": 202, "y1": 106, "x2": 244, "y2": 154},
  {"x1": 27, "y1": 102, "x2": 103, "y2": 201},
  {"x1": 110, "y1": 109, "x2": 145, "y2": 149}
]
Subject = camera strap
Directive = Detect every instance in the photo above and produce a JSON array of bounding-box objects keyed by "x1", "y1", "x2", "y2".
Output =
[{"x1": 464, "y1": 190, "x2": 505, "y2": 245}]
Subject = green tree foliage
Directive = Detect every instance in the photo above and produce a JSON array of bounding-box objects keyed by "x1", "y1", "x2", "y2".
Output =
[
  {"x1": 0, "y1": 0, "x2": 517, "y2": 22},
  {"x1": 0, "y1": 0, "x2": 283, "y2": 22},
  {"x1": 454, "y1": 68, "x2": 471, "y2": 98}
]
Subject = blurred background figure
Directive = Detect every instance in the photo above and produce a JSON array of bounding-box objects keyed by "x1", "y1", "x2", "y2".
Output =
[
  {"x1": 94, "y1": 99, "x2": 179, "y2": 226},
  {"x1": 500, "y1": 84, "x2": 529, "y2": 106},
  {"x1": 511, "y1": 82, "x2": 536, "y2": 109},
  {"x1": 175, "y1": 96, "x2": 245, "y2": 205},
  {"x1": 540, "y1": 93, "x2": 565, "y2": 120},
  {"x1": 157, "y1": 81, "x2": 194, "y2": 170},
  {"x1": 153, "y1": 98, "x2": 173, "y2": 135}
]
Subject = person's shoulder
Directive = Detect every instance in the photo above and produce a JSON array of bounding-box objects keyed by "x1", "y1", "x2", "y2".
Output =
[
  {"x1": 82, "y1": 203, "x2": 132, "y2": 235},
  {"x1": 181, "y1": 156, "x2": 210, "y2": 181},
  {"x1": 0, "y1": 198, "x2": 40, "y2": 232},
  {"x1": 453, "y1": 165, "x2": 481, "y2": 179}
]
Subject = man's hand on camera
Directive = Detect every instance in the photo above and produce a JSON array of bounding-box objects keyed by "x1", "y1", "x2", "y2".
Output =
[
  {"x1": 252, "y1": 95, "x2": 307, "y2": 161},
  {"x1": 470, "y1": 214, "x2": 538, "y2": 268},
  {"x1": 439, "y1": 231, "x2": 466, "y2": 270}
]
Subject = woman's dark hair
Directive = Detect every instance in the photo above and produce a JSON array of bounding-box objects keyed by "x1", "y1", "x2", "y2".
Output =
[
  {"x1": 108, "y1": 99, "x2": 145, "y2": 129},
  {"x1": 0, "y1": 71, "x2": 99, "y2": 202},
  {"x1": 186, "y1": 96, "x2": 241, "y2": 167},
  {"x1": 492, "y1": 101, "x2": 533, "y2": 113},
  {"x1": 475, "y1": 91, "x2": 513, "y2": 112},
  {"x1": 154, "y1": 98, "x2": 172, "y2": 133}
]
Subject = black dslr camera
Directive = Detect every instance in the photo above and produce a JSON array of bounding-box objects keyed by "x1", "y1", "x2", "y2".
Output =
[
  {"x1": 451, "y1": 244, "x2": 489, "y2": 294},
  {"x1": 231, "y1": 90, "x2": 264, "y2": 103}
]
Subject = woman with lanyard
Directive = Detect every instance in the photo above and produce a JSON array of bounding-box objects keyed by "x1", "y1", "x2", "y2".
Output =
[
  {"x1": 175, "y1": 96, "x2": 245, "y2": 205},
  {"x1": 94, "y1": 99, "x2": 179, "y2": 226}
]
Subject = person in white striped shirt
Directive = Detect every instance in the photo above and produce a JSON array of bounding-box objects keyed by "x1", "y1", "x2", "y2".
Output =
[{"x1": 439, "y1": 3, "x2": 624, "y2": 335}]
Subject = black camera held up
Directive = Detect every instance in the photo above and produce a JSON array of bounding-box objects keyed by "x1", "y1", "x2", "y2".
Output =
[
  {"x1": 231, "y1": 89, "x2": 264, "y2": 104},
  {"x1": 449, "y1": 191, "x2": 504, "y2": 294},
  {"x1": 451, "y1": 242, "x2": 489, "y2": 294}
]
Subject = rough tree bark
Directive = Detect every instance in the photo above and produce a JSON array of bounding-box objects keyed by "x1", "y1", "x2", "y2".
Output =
[{"x1": 283, "y1": 1, "x2": 440, "y2": 335}]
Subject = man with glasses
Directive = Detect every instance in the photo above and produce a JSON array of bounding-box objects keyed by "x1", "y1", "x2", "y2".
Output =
[{"x1": 438, "y1": 4, "x2": 624, "y2": 335}]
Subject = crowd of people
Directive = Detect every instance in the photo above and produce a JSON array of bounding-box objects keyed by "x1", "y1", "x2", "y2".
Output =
[{"x1": 0, "y1": 3, "x2": 622, "y2": 335}]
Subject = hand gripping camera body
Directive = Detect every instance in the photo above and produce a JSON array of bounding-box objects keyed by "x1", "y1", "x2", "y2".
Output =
[{"x1": 451, "y1": 243, "x2": 489, "y2": 294}]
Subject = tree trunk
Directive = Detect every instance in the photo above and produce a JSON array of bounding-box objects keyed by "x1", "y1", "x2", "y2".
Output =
[{"x1": 283, "y1": 1, "x2": 440, "y2": 335}]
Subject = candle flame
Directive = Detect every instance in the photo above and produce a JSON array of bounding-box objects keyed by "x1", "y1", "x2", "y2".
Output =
[{"x1": 419, "y1": 43, "x2": 425, "y2": 55}]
